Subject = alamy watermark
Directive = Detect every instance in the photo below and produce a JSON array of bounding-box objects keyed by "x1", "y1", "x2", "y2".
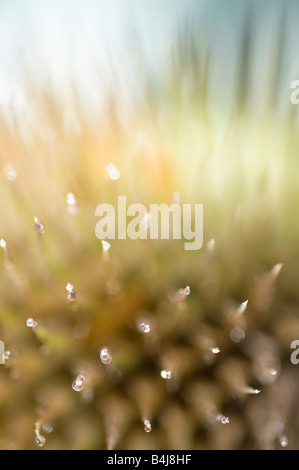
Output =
[
  {"x1": 95, "y1": 196, "x2": 203, "y2": 250},
  {"x1": 290, "y1": 340, "x2": 299, "y2": 364},
  {"x1": 290, "y1": 80, "x2": 299, "y2": 104},
  {"x1": 0, "y1": 340, "x2": 5, "y2": 364}
]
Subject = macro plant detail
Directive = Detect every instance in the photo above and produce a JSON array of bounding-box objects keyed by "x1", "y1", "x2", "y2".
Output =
[{"x1": 0, "y1": 0, "x2": 299, "y2": 451}]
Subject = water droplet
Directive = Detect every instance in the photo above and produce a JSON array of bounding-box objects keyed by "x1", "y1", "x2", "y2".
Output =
[
  {"x1": 67, "y1": 291, "x2": 78, "y2": 301},
  {"x1": 279, "y1": 435, "x2": 289, "y2": 448},
  {"x1": 184, "y1": 286, "x2": 191, "y2": 296},
  {"x1": 72, "y1": 381, "x2": 83, "y2": 392},
  {"x1": 0, "y1": 239, "x2": 6, "y2": 248},
  {"x1": 206, "y1": 238, "x2": 215, "y2": 252},
  {"x1": 171, "y1": 286, "x2": 191, "y2": 302},
  {"x1": 216, "y1": 414, "x2": 230, "y2": 424},
  {"x1": 254, "y1": 360, "x2": 279, "y2": 385},
  {"x1": 27, "y1": 318, "x2": 38, "y2": 328},
  {"x1": 66, "y1": 193, "x2": 80, "y2": 215},
  {"x1": 144, "y1": 420, "x2": 152, "y2": 433},
  {"x1": 35, "y1": 435, "x2": 46, "y2": 447},
  {"x1": 72, "y1": 374, "x2": 85, "y2": 392},
  {"x1": 34, "y1": 422, "x2": 46, "y2": 447},
  {"x1": 212, "y1": 347, "x2": 220, "y2": 354},
  {"x1": 105, "y1": 164, "x2": 120, "y2": 181},
  {"x1": 66, "y1": 283, "x2": 77, "y2": 301},
  {"x1": 42, "y1": 424, "x2": 53, "y2": 433},
  {"x1": 100, "y1": 347, "x2": 112, "y2": 365},
  {"x1": 66, "y1": 192, "x2": 76, "y2": 206},
  {"x1": 237, "y1": 384, "x2": 261, "y2": 395},
  {"x1": 230, "y1": 327, "x2": 245, "y2": 343},
  {"x1": 137, "y1": 319, "x2": 151, "y2": 334},
  {"x1": 160, "y1": 370, "x2": 172, "y2": 380},
  {"x1": 4, "y1": 163, "x2": 17, "y2": 181},
  {"x1": 4, "y1": 351, "x2": 11, "y2": 361},
  {"x1": 102, "y1": 240, "x2": 111, "y2": 252},
  {"x1": 249, "y1": 387, "x2": 261, "y2": 395},
  {"x1": 34, "y1": 217, "x2": 44, "y2": 234}
]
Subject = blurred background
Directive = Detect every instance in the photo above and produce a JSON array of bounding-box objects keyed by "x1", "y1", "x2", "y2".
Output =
[{"x1": 1, "y1": 0, "x2": 299, "y2": 450}]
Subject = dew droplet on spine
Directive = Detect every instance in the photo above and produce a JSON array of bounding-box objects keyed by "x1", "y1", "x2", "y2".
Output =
[
  {"x1": 171, "y1": 285, "x2": 191, "y2": 302},
  {"x1": 212, "y1": 347, "x2": 220, "y2": 354},
  {"x1": 35, "y1": 435, "x2": 46, "y2": 447},
  {"x1": 206, "y1": 238, "x2": 215, "y2": 253},
  {"x1": 0, "y1": 238, "x2": 11, "y2": 270},
  {"x1": 253, "y1": 355, "x2": 280, "y2": 385},
  {"x1": 4, "y1": 351, "x2": 11, "y2": 361},
  {"x1": 102, "y1": 240, "x2": 111, "y2": 252},
  {"x1": 34, "y1": 422, "x2": 46, "y2": 447},
  {"x1": 4, "y1": 163, "x2": 17, "y2": 181},
  {"x1": 243, "y1": 386, "x2": 261, "y2": 395},
  {"x1": 279, "y1": 435, "x2": 288, "y2": 448},
  {"x1": 230, "y1": 327, "x2": 245, "y2": 343},
  {"x1": 144, "y1": 419, "x2": 152, "y2": 433},
  {"x1": 72, "y1": 374, "x2": 85, "y2": 392},
  {"x1": 216, "y1": 413, "x2": 230, "y2": 424},
  {"x1": 100, "y1": 347, "x2": 112, "y2": 365},
  {"x1": 66, "y1": 283, "x2": 74, "y2": 292},
  {"x1": 42, "y1": 424, "x2": 53, "y2": 433},
  {"x1": 0, "y1": 239, "x2": 19, "y2": 284},
  {"x1": 66, "y1": 192, "x2": 80, "y2": 215},
  {"x1": 137, "y1": 318, "x2": 151, "y2": 334},
  {"x1": 184, "y1": 286, "x2": 191, "y2": 296},
  {"x1": 67, "y1": 290, "x2": 78, "y2": 301},
  {"x1": 34, "y1": 216, "x2": 44, "y2": 234},
  {"x1": 66, "y1": 283, "x2": 77, "y2": 301},
  {"x1": 27, "y1": 318, "x2": 38, "y2": 328},
  {"x1": 105, "y1": 163, "x2": 120, "y2": 181},
  {"x1": 66, "y1": 192, "x2": 76, "y2": 206},
  {"x1": 160, "y1": 369, "x2": 172, "y2": 380}
]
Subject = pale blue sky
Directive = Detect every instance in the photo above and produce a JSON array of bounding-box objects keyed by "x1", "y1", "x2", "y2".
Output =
[
  {"x1": 0, "y1": 0, "x2": 204, "y2": 115},
  {"x1": 0, "y1": 0, "x2": 298, "y2": 118}
]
